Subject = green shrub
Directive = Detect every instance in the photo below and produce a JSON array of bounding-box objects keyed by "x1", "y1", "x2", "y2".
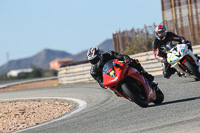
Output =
[{"x1": 123, "y1": 35, "x2": 154, "y2": 55}]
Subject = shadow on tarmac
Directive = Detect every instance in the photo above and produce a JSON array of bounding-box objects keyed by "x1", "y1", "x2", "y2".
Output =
[{"x1": 149, "y1": 96, "x2": 200, "y2": 107}]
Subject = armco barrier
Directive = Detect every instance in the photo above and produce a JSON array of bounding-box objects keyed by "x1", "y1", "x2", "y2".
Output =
[{"x1": 58, "y1": 45, "x2": 200, "y2": 84}]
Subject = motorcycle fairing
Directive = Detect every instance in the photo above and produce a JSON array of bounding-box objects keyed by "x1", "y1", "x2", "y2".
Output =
[
  {"x1": 167, "y1": 53, "x2": 180, "y2": 63},
  {"x1": 103, "y1": 59, "x2": 143, "y2": 87},
  {"x1": 126, "y1": 67, "x2": 156, "y2": 102},
  {"x1": 103, "y1": 60, "x2": 128, "y2": 87},
  {"x1": 167, "y1": 44, "x2": 187, "y2": 63},
  {"x1": 168, "y1": 43, "x2": 200, "y2": 78},
  {"x1": 103, "y1": 59, "x2": 156, "y2": 103}
]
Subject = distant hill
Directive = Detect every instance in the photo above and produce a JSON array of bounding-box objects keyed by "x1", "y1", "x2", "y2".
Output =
[
  {"x1": 0, "y1": 49, "x2": 72, "y2": 75},
  {"x1": 0, "y1": 39, "x2": 113, "y2": 75},
  {"x1": 73, "y1": 39, "x2": 113, "y2": 61},
  {"x1": 98, "y1": 39, "x2": 113, "y2": 52}
]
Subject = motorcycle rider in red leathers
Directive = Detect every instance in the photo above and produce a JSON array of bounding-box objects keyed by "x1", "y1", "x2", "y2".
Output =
[
  {"x1": 152, "y1": 25, "x2": 194, "y2": 79},
  {"x1": 87, "y1": 47, "x2": 158, "y2": 96}
]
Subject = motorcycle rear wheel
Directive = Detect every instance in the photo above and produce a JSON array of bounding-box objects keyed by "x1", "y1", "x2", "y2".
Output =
[
  {"x1": 121, "y1": 83, "x2": 148, "y2": 108},
  {"x1": 184, "y1": 60, "x2": 200, "y2": 80}
]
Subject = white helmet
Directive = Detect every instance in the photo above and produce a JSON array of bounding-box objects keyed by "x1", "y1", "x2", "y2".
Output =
[
  {"x1": 87, "y1": 47, "x2": 103, "y2": 66},
  {"x1": 155, "y1": 25, "x2": 167, "y2": 40}
]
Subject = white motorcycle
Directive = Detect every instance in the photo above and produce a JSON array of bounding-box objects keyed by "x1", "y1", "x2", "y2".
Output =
[{"x1": 165, "y1": 42, "x2": 200, "y2": 81}]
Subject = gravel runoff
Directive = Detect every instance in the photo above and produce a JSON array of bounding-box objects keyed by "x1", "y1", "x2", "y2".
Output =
[
  {"x1": 0, "y1": 98, "x2": 76, "y2": 133},
  {"x1": 0, "y1": 79, "x2": 87, "y2": 133}
]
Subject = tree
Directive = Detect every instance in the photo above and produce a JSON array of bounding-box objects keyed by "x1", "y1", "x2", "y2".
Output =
[
  {"x1": 27, "y1": 68, "x2": 42, "y2": 78},
  {"x1": 123, "y1": 34, "x2": 154, "y2": 55}
]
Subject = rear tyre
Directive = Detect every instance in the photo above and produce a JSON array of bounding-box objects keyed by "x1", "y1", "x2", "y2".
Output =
[
  {"x1": 121, "y1": 83, "x2": 148, "y2": 108},
  {"x1": 153, "y1": 88, "x2": 164, "y2": 104},
  {"x1": 184, "y1": 60, "x2": 200, "y2": 80}
]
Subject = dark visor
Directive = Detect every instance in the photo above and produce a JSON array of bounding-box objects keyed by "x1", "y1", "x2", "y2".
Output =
[{"x1": 89, "y1": 56, "x2": 100, "y2": 64}]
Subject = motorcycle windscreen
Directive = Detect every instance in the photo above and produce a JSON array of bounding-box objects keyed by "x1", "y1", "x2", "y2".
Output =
[
  {"x1": 179, "y1": 44, "x2": 187, "y2": 55},
  {"x1": 102, "y1": 60, "x2": 115, "y2": 77},
  {"x1": 103, "y1": 60, "x2": 118, "y2": 86}
]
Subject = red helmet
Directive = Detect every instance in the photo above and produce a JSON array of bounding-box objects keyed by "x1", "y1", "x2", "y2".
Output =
[
  {"x1": 87, "y1": 47, "x2": 103, "y2": 66},
  {"x1": 155, "y1": 25, "x2": 167, "y2": 40}
]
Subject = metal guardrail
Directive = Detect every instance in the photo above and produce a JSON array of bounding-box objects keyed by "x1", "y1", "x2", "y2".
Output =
[{"x1": 58, "y1": 45, "x2": 200, "y2": 84}]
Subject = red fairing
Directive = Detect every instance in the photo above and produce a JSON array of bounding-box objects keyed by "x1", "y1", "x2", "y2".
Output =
[
  {"x1": 103, "y1": 59, "x2": 128, "y2": 87},
  {"x1": 103, "y1": 59, "x2": 156, "y2": 103},
  {"x1": 103, "y1": 73, "x2": 119, "y2": 87},
  {"x1": 126, "y1": 67, "x2": 153, "y2": 102}
]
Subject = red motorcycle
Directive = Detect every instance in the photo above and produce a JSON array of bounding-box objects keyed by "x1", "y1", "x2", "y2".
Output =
[{"x1": 103, "y1": 59, "x2": 164, "y2": 107}]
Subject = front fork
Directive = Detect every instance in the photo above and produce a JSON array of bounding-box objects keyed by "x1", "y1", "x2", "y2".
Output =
[{"x1": 186, "y1": 51, "x2": 200, "y2": 66}]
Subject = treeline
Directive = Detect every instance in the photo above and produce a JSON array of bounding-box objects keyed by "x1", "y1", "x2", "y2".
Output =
[
  {"x1": 112, "y1": 24, "x2": 156, "y2": 54},
  {"x1": 123, "y1": 34, "x2": 154, "y2": 55}
]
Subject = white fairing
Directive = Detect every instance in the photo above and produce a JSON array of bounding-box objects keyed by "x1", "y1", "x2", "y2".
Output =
[{"x1": 167, "y1": 43, "x2": 200, "y2": 78}]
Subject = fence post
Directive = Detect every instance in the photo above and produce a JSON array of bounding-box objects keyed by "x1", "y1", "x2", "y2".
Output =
[
  {"x1": 116, "y1": 33, "x2": 120, "y2": 53},
  {"x1": 112, "y1": 34, "x2": 116, "y2": 52},
  {"x1": 118, "y1": 30, "x2": 123, "y2": 53},
  {"x1": 187, "y1": 0, "x2": 195, "y2": 43},
  {"x1": 178, "y1": 0, "x2": 184, "y2": 35},
  {"x1": 187, "y1": 15, "x2": 194, "y2": 44},
  {"x1": 194, "y1": 1, "x2": 200, "y2": 42},
  {"x1": 171, "y1": 0, "x2": 178, "y2": 34}
]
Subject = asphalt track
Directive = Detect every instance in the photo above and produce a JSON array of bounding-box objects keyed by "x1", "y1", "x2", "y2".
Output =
[{"x1": 0, "y1": 75, "x2": 200, "y2": 133}]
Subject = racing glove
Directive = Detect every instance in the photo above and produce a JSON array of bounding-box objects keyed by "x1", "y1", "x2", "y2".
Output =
[
  {"x1": 182, "y1": 39, "x2": 193, "y2": 51},
  {"x1": 181, "y1": 38, "x2": 187, "y2": 44},
  {"x1": 123, "y1": 55, "x2": 131, "y2": 64}
]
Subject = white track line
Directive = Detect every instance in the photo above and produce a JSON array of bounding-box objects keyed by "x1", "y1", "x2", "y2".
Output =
[{"x1": 1, "y1": 97, "x2": 87, "y2": 133}]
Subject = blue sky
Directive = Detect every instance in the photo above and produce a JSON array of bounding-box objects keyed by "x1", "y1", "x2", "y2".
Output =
[{"x1": 0, "y1": 0, "x2": 162, "y2": 66}]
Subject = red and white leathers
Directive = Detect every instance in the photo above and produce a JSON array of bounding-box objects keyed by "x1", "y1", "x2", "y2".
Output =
[
  {"x1": 152, "y1": 32, "x2": 187, "y2": 63},
  {"x1": 152, "y1": 31, "x2": 191, "y2": 78}
]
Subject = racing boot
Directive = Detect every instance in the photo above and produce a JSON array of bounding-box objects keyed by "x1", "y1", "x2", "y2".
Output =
[
  {"x1": 177, "y1": 72, "x2": 183, "y2": 77},
  {"x1": 194, "y1": 54, "x2": 200, "y2": 62},
  {"x1": 140, "y1": 71, "x2": 160, "y2": 91},
  {"x1": 149, "y1": 82, "x2": 159, "y2": 91},
  {"x1": 140, "y1": 71, "x2": 154, "y2": 82},
  {"x1": 130, "y1": 59, "x2": 154, "y2": 83}
]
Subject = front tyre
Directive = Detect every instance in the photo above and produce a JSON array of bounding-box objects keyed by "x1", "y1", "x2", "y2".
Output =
[
  {"x1": 121, "y1": 83, "x2": 148, "y2": 108},
  {"x1": 184, "y1": 60, "x2": 200, "y2": 80}
]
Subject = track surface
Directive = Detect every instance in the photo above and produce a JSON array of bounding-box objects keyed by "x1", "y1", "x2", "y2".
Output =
[{"x1": 0, "y1": 75, "x2": 200, "y2": 133}]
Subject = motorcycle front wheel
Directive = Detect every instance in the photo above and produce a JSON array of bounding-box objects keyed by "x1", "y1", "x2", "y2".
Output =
[
  {"x1": 184, "y1": 60, "x2": 200, "y2": 80},
  {"x1": 121, "y1": 83, "x2": 148, "y2": 108}
]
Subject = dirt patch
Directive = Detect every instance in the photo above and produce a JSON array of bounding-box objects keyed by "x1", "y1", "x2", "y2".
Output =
[
  {"x1": 0, "y1": 100, "x2": 72, "y2": 133},
  {"x1": 0, "y1": 79, "x2": 58, "y2": 92}
]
